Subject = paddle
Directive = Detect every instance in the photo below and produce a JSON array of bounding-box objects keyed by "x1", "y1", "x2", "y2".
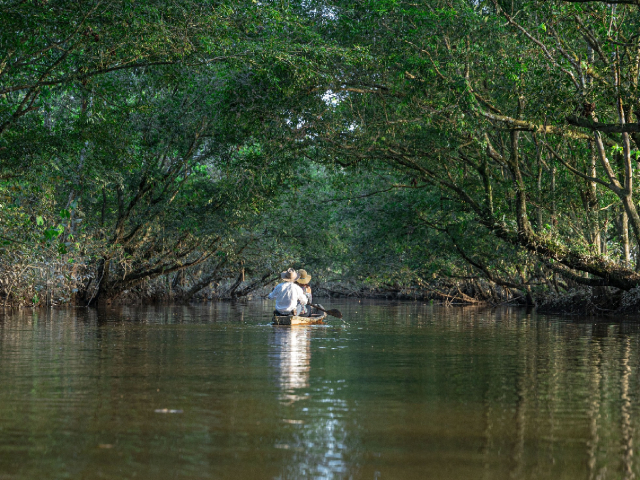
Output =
[{"x1": 309, "y1": 302, "x2": 343, "y2": 319}]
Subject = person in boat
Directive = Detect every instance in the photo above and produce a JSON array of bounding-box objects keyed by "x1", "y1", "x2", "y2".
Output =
[
  {"x1": 268, "y1": 268, "x2": 308, "y2": 316},
  {"x1": 295, "y1": 269, "x2": 313, "y2": 316}
]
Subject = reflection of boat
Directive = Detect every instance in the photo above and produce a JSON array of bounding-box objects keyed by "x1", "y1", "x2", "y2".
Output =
[
  {"x1": 272, "y1": 312, "x2": 327, "y2": 326},
  {"x1": 274, "y1": 327, "x2": 311, "y2": 392},
  {"x1": 270, "y1": 321, "x2": 352, "y2": 476}
]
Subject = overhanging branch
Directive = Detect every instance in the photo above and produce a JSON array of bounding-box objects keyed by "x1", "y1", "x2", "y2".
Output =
[{"x1": 567, "y1": 115, "x2": 640, "y2": 133}]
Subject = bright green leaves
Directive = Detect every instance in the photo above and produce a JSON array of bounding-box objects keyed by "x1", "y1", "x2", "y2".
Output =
[{"x1": 43, "y1": 225, "x2": 64, "y2": 242}]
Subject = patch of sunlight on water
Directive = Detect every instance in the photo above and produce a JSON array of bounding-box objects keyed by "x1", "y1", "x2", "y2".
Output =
[{"x1": 0, "y1": 301, "x2": 640, "y2": 479}]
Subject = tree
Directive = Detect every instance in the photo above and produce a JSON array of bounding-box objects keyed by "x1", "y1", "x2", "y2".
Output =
[
  {"x1": 0, "y1": 0, "x2": 350, "y2": 306},
  {"x1": 291, "y1": 0, "x2": 640, "y2": 292}
]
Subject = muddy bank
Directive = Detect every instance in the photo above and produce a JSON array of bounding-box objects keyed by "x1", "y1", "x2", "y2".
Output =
[{"x1": 534, "y1": 287, "x2": 640, "y2": 316}]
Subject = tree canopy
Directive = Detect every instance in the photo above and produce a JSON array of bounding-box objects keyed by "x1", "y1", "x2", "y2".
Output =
[{"x1": 3, "y1": 0, "x2": 640, "y2": 307}]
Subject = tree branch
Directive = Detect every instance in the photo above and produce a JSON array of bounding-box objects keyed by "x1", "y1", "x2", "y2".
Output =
[{"x1": 567, "y1": 115, "x2": 640, "y2": 133}]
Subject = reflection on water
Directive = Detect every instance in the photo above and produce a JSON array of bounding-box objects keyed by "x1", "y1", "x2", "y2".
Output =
[
  {"x1": 272, "y1": 326, "x2": 350, "y2": 478},
  {"x1": 2, "y1": 302, "x2": 640, "y2": 479},
  {"x1": 274, "y1": 327, "x2": 311, "y2": 395}
]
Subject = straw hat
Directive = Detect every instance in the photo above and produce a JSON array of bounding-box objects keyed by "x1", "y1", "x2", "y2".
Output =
[
  {"x1": 296, "y1": 269, "x2": 311, "y2": 284},
  {"x1": 281, "y1": 268, "x2": 298, "y2": 282}
]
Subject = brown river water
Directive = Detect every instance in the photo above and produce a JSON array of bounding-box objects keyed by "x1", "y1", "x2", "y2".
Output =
[{"x1": 0, "y1": 300, "x2": 639, "y2": 479}]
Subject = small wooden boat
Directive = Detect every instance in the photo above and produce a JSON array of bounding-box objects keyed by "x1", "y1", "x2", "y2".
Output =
[{"x1": 272, "y1": 312, "x2": 327, "y2": 326}]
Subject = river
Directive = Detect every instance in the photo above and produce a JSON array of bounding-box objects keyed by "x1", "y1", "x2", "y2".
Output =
[{"x1": 0, "y1": 300, "x2": 639, "y2": 479}]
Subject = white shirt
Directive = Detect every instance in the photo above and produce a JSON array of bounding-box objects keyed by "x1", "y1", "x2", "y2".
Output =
[{"x1": 268, "y1": 282, "x2": 308, "y2": 313}]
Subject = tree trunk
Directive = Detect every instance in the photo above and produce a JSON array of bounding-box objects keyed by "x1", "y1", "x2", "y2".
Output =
[
  {"x1": 182, "y1": 259, "x2": 227, "y2": 301},
  {"x1": 621, "y1": 209, "x2": 631, "y2": 267}
]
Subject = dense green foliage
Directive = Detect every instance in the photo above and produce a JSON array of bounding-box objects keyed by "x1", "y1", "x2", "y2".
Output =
[
  {"x1": 3, "y1": 0, "x2": 640, "y2": 307},
  {"x1": 298, "y1": 0, "x2": 640, "y2": 303}
]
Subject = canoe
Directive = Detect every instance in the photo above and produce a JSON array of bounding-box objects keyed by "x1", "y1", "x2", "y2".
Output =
[{"x1": 272, "y1": 312, "x2": 327, "y2": 326}]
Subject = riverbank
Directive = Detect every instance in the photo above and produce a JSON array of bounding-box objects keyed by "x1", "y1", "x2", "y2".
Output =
[
  {"x1": 315, "y1": 284, "x2": 640, "y2": 316},
  {"x1": 6, "y1": 268, "x2": 640, "y2": 316}
]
